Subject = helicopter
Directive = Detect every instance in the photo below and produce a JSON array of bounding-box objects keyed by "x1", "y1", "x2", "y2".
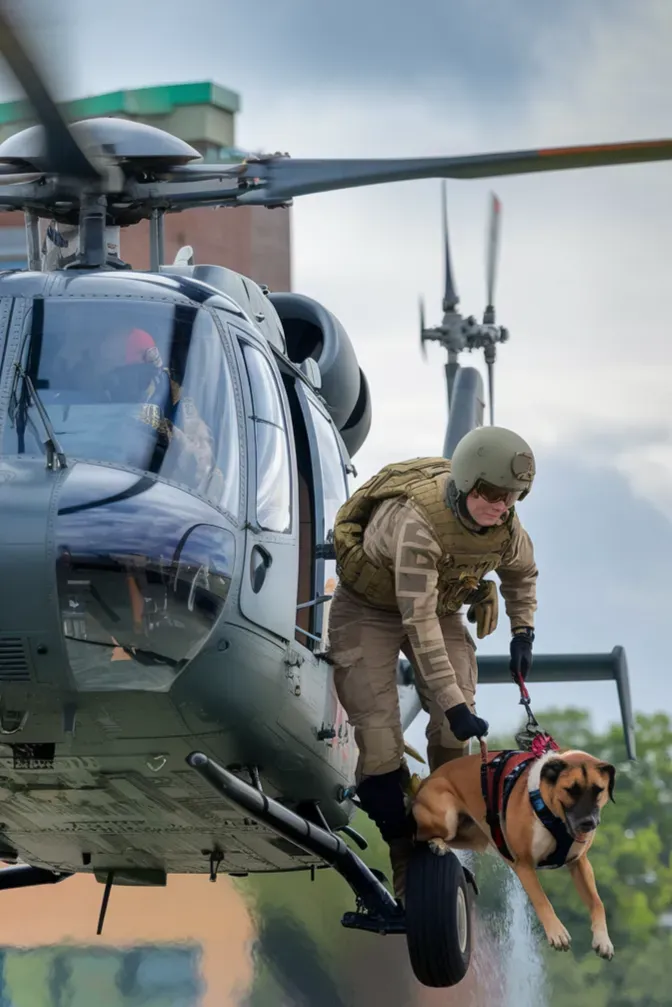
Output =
[{"x1": 0, "y1": 0, "x2": 654, "y2": 989}]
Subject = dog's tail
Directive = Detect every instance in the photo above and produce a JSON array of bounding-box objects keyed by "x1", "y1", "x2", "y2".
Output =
[
  {"x1": 403, "y1": 741, "x2": 425, "y2": 764},
  {"x1": 401, "y1": 743, "x2": 426, "y2": 806}
]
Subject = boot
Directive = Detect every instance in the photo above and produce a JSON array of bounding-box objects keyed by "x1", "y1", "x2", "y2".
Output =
[
  {"x1": 427, "y1": 743, "x2": 468, "y2": 773},
  {"x1": 388, "y1": 835, "x2": 414, "y2": 903},
  {"x1": 356, "y1": 768, "x2": 415, "y2": 904}
]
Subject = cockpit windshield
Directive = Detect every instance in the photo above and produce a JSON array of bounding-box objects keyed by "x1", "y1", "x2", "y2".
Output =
[{"x1": 4, "y1": 297, "x2": 241, "y2": 517}]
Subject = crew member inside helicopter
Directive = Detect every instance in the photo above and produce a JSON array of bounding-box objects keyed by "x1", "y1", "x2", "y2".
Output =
[
  {"x1": 328, "y1": 426, "x2": 539, "y2": 903},
  {"x1": 7, "y1": 297, "x2": 231, "y2": 509},
  {"x1": 119, "y1": 327, "x2": 226, "y2": 500}
]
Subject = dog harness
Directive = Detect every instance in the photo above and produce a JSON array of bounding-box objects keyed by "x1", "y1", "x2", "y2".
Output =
[{"x1": 480, "y1": 750, "x2": 575, "y2": 869}]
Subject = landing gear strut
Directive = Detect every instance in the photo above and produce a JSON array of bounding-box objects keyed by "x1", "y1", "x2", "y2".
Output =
[
  {"x1": 186, "y1": 751, "x2": 406, "y2": 936},
  {"x1": 185, "y1": 752, "x2": 478, "y2": 989}
]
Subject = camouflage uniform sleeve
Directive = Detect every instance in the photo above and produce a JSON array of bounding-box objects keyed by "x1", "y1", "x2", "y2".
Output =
[
  {"x1": 496, "y1": 513, "x2": 538, "y2": 630},
  {"x1": 381, "y1": 502, "x2": 466, "y2": 711}
]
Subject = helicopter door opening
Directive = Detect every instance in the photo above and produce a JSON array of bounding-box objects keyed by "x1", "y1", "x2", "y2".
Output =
[
  {"x1": 281, "y1": 376, "x2": 316, "y2": 646},
  {"x1": 231, "y1": 328, "x2": 300, "y2": 642},
  {"x1": 292, "y1": 382, "x2": 349, "y2": 651},
  {"x1": 280, "y1": 374, "x2": 319, "y2": 647}
]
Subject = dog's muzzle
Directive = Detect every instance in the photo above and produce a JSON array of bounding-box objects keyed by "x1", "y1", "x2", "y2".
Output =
[{"x1": 567, "y1": 815, "x2": 599, "y2": 842}]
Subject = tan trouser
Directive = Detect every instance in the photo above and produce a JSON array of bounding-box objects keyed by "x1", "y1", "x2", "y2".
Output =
[{"x1": 327, "y1": 584, "x2": 477, "y2": 779}]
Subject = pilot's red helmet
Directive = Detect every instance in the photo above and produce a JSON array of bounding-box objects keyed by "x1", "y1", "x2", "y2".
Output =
[{"x1": 125, "y1": 328, "x2": 157, "y2": 364}]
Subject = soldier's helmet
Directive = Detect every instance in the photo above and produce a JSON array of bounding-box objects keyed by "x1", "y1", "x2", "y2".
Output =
[{"x1": 450, "y1": 426, "x2": 535, "y2": 502}]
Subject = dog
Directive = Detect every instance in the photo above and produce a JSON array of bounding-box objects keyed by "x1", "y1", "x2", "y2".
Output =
[{"x1": 411, "y1": 746, "x2": 616, "y2": 959}]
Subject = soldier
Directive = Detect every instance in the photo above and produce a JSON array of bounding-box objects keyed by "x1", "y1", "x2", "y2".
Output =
[{"x1": 328, "y1": 426, "x2": 538, "y2": 901}]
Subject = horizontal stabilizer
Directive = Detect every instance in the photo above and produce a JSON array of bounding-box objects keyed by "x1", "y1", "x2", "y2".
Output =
[
  {"x1": 398, "y1": 646, "x2": 635, "y2": 760},
  {"x1": 477, "y1": 646, "x2": 635, "y2": 759}
]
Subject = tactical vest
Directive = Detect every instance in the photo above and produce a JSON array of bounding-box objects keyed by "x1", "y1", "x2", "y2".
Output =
[{"x1": 333, "y1": 457, "x2": 515, "y2": 614}]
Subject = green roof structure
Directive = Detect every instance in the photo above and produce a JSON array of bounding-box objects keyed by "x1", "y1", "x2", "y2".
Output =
[{"x1": 0, "y1": 80, "x2": 241, "y2": 150}]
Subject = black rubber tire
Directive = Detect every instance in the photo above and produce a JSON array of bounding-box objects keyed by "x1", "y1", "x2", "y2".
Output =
[{"x1": 404, "y1": 844, "x2": 473, "y2": 988}]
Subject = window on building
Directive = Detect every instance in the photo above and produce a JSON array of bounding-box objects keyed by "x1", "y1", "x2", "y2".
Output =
[{"x1": 240, "y1": 341, "x2": 291, "y2": 533}]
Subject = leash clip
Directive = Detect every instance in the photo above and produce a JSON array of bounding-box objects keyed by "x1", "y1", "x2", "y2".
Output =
[{"x1": 513, "y1": 674, "x2": 560, "y2": 755}]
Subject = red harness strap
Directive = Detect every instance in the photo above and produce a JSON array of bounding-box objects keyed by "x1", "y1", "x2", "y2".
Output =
[
  {"x1": 479, "y1": 745, "x2": 535, "y2": 862},
  {"x1": 478, "y1": 739, "x2": 574, "y2": 869}
]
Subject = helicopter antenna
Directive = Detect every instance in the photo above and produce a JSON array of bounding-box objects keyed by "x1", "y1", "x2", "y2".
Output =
[
  {"x1": 96, "y1": 871, "x2": 114, "y2": 935},
  {"x1": 420, "y1": 186, "x2": 508, "y2": 426}
]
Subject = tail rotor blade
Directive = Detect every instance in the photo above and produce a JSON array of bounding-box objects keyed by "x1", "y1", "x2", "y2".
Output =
[
  {"x1": 419, "y1": 296, "x2": 427, "y2": 359},
  {"x1": 484, "y1": 192, "x2": 501, "y2": 323},
  {"x1": 441, "y1": 181, "x2": 459, "y2": 312},
  {"x1": 487, "y1": 357, "x2": 495, "y2": 425}
]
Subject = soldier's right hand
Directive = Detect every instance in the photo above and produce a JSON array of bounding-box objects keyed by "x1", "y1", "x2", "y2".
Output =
[{"x1": 445, "y1": 703, "x2": 490, "y2": 741}]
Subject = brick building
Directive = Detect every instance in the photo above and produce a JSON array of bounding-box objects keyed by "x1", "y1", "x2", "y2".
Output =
[{"x1": 0, "y1": 80, "x2": 292, "y2": 291}]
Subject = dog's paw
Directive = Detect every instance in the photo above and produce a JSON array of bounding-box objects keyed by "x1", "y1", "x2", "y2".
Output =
[
  {"x1": 428, "y1": 838, "x2": 450, "y2": 856},
  {"x1": 545, "y1": 920, "x2": 571, "y2": 952},
  {"x1": 592, "y1": 930, "x2": 614, "y2": 960}
]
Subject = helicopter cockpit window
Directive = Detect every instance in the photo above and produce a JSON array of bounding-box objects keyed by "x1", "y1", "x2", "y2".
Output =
[
  {"x1": 240, "y1": 341, "x2": 291, "y2": 533},
  {"x1": 4, "y1": 298, "x2": 240, "y2": 517}
]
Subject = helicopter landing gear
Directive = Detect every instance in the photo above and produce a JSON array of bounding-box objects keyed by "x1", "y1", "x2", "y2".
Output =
[
  {"x1": 186, "y1": 751, "x2": 405, "y2": 936},
  {"x1": 403, "y1": 843, "x2": 478, "y2": 987},
  {"x1": 297, "y1": 800, "x2": 368, "y2": 851},
  {"x1": 186, "y1": 751, "x2": 477, "y2": 985}
]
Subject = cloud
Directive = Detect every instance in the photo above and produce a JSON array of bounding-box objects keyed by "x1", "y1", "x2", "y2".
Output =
[
  {"x1": 8, "y1": 0, "x2": 632, "y2": 105},
  {"x1": 612, "y1": 441, "x2": 672, "y2": 521},
  {"x1": 234, "y1": 0, "x2": 672, "y2": 517}
]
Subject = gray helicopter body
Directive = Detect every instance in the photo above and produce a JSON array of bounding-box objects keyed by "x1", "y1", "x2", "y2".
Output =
[
  {"x1": 0, "y1": 261, "x2": 397, "y2": 881},
  {"x1": 0, "y1": 0, "x2": 649, "y2": 919}
]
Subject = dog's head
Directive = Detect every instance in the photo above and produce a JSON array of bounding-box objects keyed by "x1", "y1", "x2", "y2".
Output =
[{"x1": 537, "y1": 750, "x2": 616, "y2": 843}]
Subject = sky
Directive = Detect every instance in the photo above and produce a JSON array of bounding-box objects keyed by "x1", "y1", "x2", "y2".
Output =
[{"x1": 2, "y1": 0, "x2": 671, "y2": 745}]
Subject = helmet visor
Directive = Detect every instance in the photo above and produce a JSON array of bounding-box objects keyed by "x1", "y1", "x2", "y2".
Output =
[{"x1": 472, "y1": 479, "x2": 522, "y2": 507}]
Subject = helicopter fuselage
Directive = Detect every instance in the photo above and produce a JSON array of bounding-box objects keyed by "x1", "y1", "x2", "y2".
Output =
[{"x1": 0, "y1": 266, "x2": 377, "y2": 883}]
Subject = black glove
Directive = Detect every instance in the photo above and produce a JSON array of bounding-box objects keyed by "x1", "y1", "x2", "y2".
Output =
[
  {"x1": 510, "y1": 627, "x2": 535, "y2": 683},
  {"x1": 445, "y1": 703, "x2": 489, "y2": 742}
]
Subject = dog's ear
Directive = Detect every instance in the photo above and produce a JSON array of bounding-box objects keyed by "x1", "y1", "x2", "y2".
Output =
[
  {"x1": 598, "y1": 762, "x2": 616, "y2": 803},
  {"x1": 540, "y1": 758, "x2": 567, "y2": 785}
]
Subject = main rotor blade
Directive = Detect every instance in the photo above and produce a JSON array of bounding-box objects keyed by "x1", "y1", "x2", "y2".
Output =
[
  {"x1": 238, "y1": 138, "x2": 672, "y2": 202},
  {"x1": 0, "y1": 3, "x2": 100, "y2": 181},
  {"x1": 441, "y1": 181, "x2": 459, "y2": 311}
]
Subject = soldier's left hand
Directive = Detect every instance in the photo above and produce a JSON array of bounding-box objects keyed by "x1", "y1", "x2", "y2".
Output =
[
  {"x1": 510, "y1": 627, "x2": 534, "y2": 683},
  {"x1": 466, "y1": 580, "x2": 499, "y2": 639}
]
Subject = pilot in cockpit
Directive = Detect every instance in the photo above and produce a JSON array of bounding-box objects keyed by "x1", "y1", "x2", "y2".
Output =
[
  {"x1": 120, "y1": 328, "x2": 221, "y2": 495},
  {"x1": 47, "y1": 326, "x2": 172, "y2": 405},
  {"x1": 109, "y1": 327, "x2": 178, "y2": 410},
  {"x1": 45, "y1": 320, "x2": 224, "y2": 500}
]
